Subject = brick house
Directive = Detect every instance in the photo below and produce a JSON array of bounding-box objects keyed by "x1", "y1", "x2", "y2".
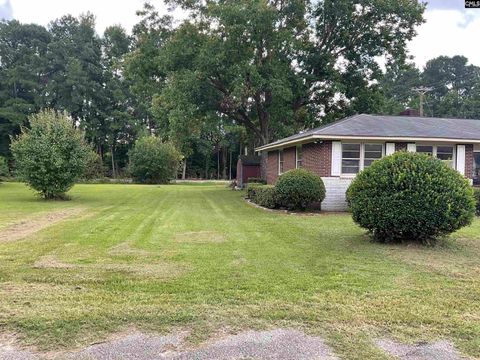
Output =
[{"x1": 256, "y1": 114, "x2": 480, "y2": 211}]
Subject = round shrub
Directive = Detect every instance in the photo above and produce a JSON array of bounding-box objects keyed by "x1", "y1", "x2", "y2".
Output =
[
  {"x1": 128, "y1": 137, "x2": 182, "y2": 184},
  {"x1": 347, "y1": 151, "x2": 475, "y2": 244},
  {"x1": 10, "y1": 109, "x2": 91, "y2": 199},
  {"x1": 275, "y1": 169, "x2": 326, "y2": 210}
]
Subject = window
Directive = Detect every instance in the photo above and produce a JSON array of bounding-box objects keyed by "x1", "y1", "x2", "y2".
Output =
[
  {"x1": 296, "y1": 145, "x2": 302, "y2": 168},
  {"x1": 342, "y1": 143, "x2": 361, "y2": 174},
  {"x1": 436, "y1": 146, "x2": 454, "y2": 168},
  {"x1": 416, "y1": 145, "x2": 433, "y2": 156},
  {"x1": 341, "y1": 143, "x2": 384, "y2": 175},
  {"x1": 416, "y1": 144, "x2": 454, "y2": 168},
  {"x1": 278, "y1": 150, "x2": 284, "y2": 174},
  {"x1": 364, "y1": 144, "x2": 383, "y2": 168}
]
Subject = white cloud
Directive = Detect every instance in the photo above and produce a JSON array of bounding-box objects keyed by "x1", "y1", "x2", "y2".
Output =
[
  {"x1": 9, "y1": 0, "x2": 177, "y2": 34},
  {"x1": 408, "y1": 8, "x2": 480, "y2": 68},
  {"x1": 8, "y1": 0, "x2": 480, "y2": 70},
  {"x1": 0, "y1": 0, "x2": 13, "y2": 20}
]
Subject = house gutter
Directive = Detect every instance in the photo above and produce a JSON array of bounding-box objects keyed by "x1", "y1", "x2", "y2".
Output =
[{"x1": 255, "y1": 134, "x2": 480, "y2": 152}]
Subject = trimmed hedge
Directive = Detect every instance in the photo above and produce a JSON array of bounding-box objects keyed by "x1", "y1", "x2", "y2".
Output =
[
  {"x1": 253, "y1": 185, "x2": 278, "y2": 209},
  {"x1": 347, "y1": 152, "x2": 475, "y2": 244},
  {"x1": 246, "y1": 183, "x2": 278, "y2": 209},
  {"x1": 275, "y1": 169, "x2": 325, "y2": 210},
  {"x1": 246, "y1": 182, "x2": 264, "y2": 200},
  {"x1": 473, "y1": 187, "x2": 480, "y2": 216},
  {"x1": 247, "y1": 177, "x2": 266, "y2": 184}
]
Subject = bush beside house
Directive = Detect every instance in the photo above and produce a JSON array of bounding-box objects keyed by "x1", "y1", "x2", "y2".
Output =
[
  {"x1": 347, "y1": 152, "x2": 475, "y2": 244},
  {"x1": 247, "y1": 169, "x2": 325, "y2": 211},
  {"x1": 276, "y1": 169, "x2": 326, "y2": 210},
  {"x1": 246, "y1": 182, "x2": 278, "y2": 209}
]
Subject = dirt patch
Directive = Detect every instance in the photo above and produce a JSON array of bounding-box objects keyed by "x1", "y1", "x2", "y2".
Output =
[
  {"x1": 175, "y1": 231, "x2": 225, "y2": 244},
  {"x1": 376, "y1": 339, "x2": 468, "y2": 360},
  {"x1": 0, "y1": 333, "x2": 38, "y2": 360},
  {"x1": 0, "y1": 208, "x2": 86, "y2": 244},
  {"x1": 98, "y1": 262, "x2": 189, "y2": 279},
  {"x1": 33, "y1": 256, "x2": 73, "y2": 269},
  {"x1": 107, "y1": 242, "x2": 150, "y2": 257},
  {"x1": 231, "y1": 257, "x2": 247, "y2": 267},
  {"x1": 385, "y1": 245, "x2": 480, "y2": 279},
  {"x1": 31, "y1": 255, "x2": 188, "y2": 280}
]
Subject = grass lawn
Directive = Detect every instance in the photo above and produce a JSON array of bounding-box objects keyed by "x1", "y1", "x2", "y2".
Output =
[{"x1": 0, "y1": 182, "x2": 479, "y2": 359}]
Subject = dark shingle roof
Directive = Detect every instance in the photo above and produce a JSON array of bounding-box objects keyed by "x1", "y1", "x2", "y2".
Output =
[
  {"x1": 257, "y1": 114, "x2": 480, "y2": 150},
  {"x1": 238, "y1": 155, "x2": 261, "y2": 165}
]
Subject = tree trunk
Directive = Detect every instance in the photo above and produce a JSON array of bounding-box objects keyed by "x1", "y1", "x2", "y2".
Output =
[
  {"x1": 229, "y1": 148, "x2": 232, "y2": 180},
  {"x1": 110, "y1": 145, "x2": 116, "y2": 179},
  {"x1": 259, "y1": 131, "x2": 269, "y2": 181},
  {"x1": 217, "y1": 147, "x2": 220, "y2": 179},
  {"x1": 182, "y1": 161, "x2": 187, "y2": 180},
  {"x1": 222, "y1": 146, "x2": 227, "y2": 179},
  {"x1": 205, "y1": 157, "x2": 209, "y2": 179}
]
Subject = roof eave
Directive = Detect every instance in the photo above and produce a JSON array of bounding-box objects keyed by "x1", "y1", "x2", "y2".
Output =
[{"x1": 255, "y1": 135, "x2": 480, "y2": 152}]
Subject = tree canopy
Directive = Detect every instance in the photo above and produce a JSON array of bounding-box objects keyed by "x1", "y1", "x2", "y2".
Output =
[{"x1": 5, "y1": 1, "x2": 468, "y2": 180}]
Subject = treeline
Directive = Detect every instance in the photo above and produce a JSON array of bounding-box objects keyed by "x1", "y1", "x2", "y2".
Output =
[
  {"x1": 0, "y1": 9, "x2": 240, "y2": 179},
  {"x1": 5, "y1": 1, "x2": 474, "y2": 180},
  {"x1": 380, "y1": 55, "x2": 480, "y2": 118}
]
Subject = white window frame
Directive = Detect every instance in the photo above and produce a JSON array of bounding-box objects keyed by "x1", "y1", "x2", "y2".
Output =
[
  {"x1": 416, "y1": 144, "x2": 456, "y2": 169},
  {"x1": 341, "y1": 142, "x2": 384, "y2": 177},
  {"x1": 278, "y1": 149, "x2": 284, "y2": 175},
  {"x1": 295, "y1": 145, "x2": 302, "y2": 169}
]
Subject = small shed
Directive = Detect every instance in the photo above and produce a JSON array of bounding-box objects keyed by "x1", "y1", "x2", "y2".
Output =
[{"x1": 236, "y1": 155, "x2": 261, "y2": 188}]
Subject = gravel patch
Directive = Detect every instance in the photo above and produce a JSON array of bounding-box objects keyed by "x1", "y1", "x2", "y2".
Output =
[
  {"x1": 0, "y1": 345, "x2": 38, "y2": 360},
  {"x1": 376, "y1": 339, "x2": 468, "y2": 360},
  {"x1": 68, "y1": 331, "x2": 186, "y2": 360},
  {"x1": 0, "y1": 329, "x2": 338, "y2": 360},
  {"x1": 173, "y1": 329, "x2": 338, "y2": 360}
]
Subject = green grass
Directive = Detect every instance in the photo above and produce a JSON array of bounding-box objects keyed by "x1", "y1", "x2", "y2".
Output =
[{"x1": 0, "y1": 182, "x2": 479, "y2": 358}]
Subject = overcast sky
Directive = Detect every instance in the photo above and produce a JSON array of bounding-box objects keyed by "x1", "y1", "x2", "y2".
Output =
[{"x1": 0, "y1": 0, "x2": 479, "y2": 69}]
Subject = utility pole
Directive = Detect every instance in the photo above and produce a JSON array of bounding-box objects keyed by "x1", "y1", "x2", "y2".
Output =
[{"x1": 412, "y1": 87, "x2": 433, "y2": 116}]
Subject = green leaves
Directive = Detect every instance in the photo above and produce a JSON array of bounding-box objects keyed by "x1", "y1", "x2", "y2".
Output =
[
  {"x1": 276, "y1": 169, "x2": 326, "y2": 210},
  {"x1": 10, "y1": 109, "x2": 91, "y2": 199},
  {"x1": 347, "y1": 152, "x2": 476, "y2": 244},
  {"x1": 128, "y1": 137, "x2": 182, "y2": 184}
]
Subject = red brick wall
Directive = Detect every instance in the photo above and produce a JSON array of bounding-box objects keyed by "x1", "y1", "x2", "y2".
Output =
[
  {"x1": 266, "y1": 151, "x2": 279, "y2": 184},
  {"x1": 283, "y1": 146, "x2": 296, "y2": 172},
  {"x1": 395, "y1": 142, "x2": 408, "y2": 152},
  {"x1": 465, "y1": 144, "x2": 473, "y2": 180},
  {"x1": 302, "y1": 141, "x2": 332, "y2": 177}
]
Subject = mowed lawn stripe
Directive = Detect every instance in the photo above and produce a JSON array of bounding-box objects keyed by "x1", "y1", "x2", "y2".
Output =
[{"x1": 0, "y1": 182, "x2": 478, "y2": 359}]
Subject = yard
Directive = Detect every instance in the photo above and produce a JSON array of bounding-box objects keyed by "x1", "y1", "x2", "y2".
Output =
[{"x1": 0, "y1": 182, "x2": 479, "y2": 359}]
